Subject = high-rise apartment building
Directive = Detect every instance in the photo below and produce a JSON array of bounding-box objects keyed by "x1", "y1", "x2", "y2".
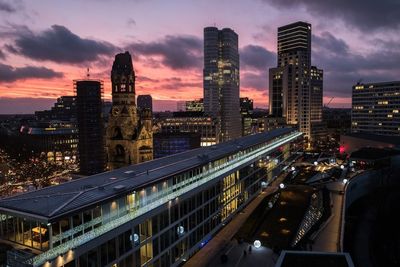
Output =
[
  {"x1": 352, "y1": 81, "x2": 400, "y2": 136},
  {"x1": 269, "y1": 22, "x2": 324, "y2": 143},
  {"x1": 75, "y1": 79, "x2": 106, "y2": 175},
  {"x1": 106, "y1": 52, "x2": 153, "y2": 170},
  {"x1": 204, "y1": 27, "x2": 241, "y2": 142}
]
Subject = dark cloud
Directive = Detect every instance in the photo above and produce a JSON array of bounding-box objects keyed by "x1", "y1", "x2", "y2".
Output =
[
  {"x1": 137, "y1": 76, "x2": 158, "y2": 83},
  {"x1": 0, "y1": 49, "x2": 5, "y2": 60},
  {"x1": 127, "y1": 35, "x2": 202, "y2": 70},
  {"x1": 312, "y1": 32, "x2": 400, "y2": 97},
  {"x1": 0, "y1": 0, "x2": 16, "y2": 13},
  {"x1": 241, "y1": 72, "x2": 267, "y2": 92},
  {"x1": 312, "y1": 32, "x2": 349, "y2": 55},
  {"x1": 127, "y1": 18, "x2": 136, "y2": 27},
  {"x1": 261, "y1": 0, "x2": 400, "y2": 32},
  {"x1": 240, "y1": 45, "x2": 275, "y2": 71},
  {"x1": 0, "y1": 63, "x2": 63, "y2": 83},
  {"x1": 8, "y1": 25, "x2": 117, "y2": 64},
  {"x1": 0, "y1": 98, "x2": 56, "y2": 114}
]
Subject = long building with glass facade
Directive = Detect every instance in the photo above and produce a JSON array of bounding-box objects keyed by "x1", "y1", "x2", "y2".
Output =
[{"x1": 0, "y1": 128, "x2": 302, "y2": 267}]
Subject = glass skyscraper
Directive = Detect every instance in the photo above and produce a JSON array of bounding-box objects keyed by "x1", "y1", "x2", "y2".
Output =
[{"x1": 203, "y1": 27, "x2": 241, "y2": 142}]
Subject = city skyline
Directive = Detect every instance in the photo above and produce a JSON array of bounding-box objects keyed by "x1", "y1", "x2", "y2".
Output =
[{"x1": 1, "y1": 0, "x2": 400, "y2": 113}]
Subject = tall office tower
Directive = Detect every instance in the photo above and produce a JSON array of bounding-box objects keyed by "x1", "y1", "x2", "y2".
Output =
[
  {"x1": 352, "y1": 81, "x2": 400, "y2": 136},
  {"x1": 137, "y1": 94, "x2": 153, "y2": 112},
  {"x1": 106, "y1": 52, "x2": 153, "y2": 170},
  {"x1": 204, "y1": 27, "x2": 241, "y2": 142},
  {"x1": 269, "y1": 21, "x2": 322, "y2": 142},
  {"x1": 310, "y1": 66, "x2": 323, "y2": 123},
  {"x1": 75, "y1": 79, "x2": 106, "y2": 175}
]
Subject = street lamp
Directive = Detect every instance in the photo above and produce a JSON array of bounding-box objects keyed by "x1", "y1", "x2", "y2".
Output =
[
  {"x1": 314, "y1": 161, "x2": 318, "y2": 166},
  {"x1": 254, "y1": 240, "x2": 261, "y2": 248}
]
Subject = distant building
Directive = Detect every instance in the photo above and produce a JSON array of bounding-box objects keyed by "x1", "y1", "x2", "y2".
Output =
[
  {"x1": 265, "y1": 115, "x2": 287, "y2": 132},
  {"x1": 240, "y1": 97, "x2": 254, "y2": 115},
  {"x1": 323, "y1": 108, "x2": 351, "y2": 135},
  {"x1": 159, "y1": 111, "x2": 220, "y2": 146},
  {"x1": 75, "y1": 79, "x2": 106, "y2": 175},
  {"x1": 153, "y1": 132, "x2": 200, "y2": 158},
  {"x1": 19, "y1": 122, "x2": 78, "y2": 162},
  {"x1": 137, "y1": 95, "x2": 153, "y2": 112},
  {"x1": 176, "y1": 101, "x2": 186, "y2": 111},
  {"x1": 186, "y1": 99, "x2": 204, "y2": 112},
  {"x1": 35, "y1": 96, "x2": 77, "y2": 122},
  {"x1": 204, "y1": 27, "x2": 241, "y2": 141},
  {"x1": 352, "y1": 81, "x2": 400, "y2": 136},
  {"x1": 106, "y1": 52, "x2": 153, "y2": 170}
]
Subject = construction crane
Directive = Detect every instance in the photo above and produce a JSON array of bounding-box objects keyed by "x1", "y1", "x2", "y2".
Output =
[{"x1": 324, "y1": 96, "x2": 335, "y2": 108}]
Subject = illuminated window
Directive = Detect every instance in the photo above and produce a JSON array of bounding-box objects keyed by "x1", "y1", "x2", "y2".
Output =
[{"x1": 377, "y1": 101, "x2": 388, "y2": 105}]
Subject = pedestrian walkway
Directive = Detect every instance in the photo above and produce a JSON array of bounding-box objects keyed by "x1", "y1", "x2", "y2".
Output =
[
  {"x1": 185, "y1": 175, "x2": 285, "y2": 267},
  {"x1": 312, "y1": 181, "x2": 345, "y2": 252}
]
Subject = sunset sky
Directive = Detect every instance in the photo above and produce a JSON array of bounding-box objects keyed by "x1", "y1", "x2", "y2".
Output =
[{"x1": 0, "y1": 0, "x2": 399, "y2": 113}]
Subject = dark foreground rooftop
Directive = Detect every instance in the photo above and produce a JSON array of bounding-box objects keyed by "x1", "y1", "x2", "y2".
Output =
[
  {"x1": 0, "y1": 128, "x2": 298, "y2": 221},
  {"x1": 275, "y1": 251, "x2": 355, "y2": 267},
  {"x1": 350, "y1": 147, "x2": 400, "y2": 160}
]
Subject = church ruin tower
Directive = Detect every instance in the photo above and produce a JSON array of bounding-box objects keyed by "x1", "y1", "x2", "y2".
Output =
[{"x1": 106, "y1": 52, "x2": 153, "y2": 170}]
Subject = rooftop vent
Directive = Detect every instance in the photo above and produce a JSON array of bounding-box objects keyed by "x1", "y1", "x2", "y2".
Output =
[
  {"x1": 124, "y1": 170, "x2": 136, "y2": 176},
  {"x1": 113, "y1": 185, "x2": 126, "y2": 191}
]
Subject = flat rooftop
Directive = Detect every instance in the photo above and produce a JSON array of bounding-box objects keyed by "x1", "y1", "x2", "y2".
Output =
[
  {"x1": 351, "y1": 147, "x2": 400, "y2": 160},
  {"x1": 343, "y1": 132, "x2": 400, "y2": 146},
  {"x1": 0, "y1": 128, "x2": 298, "y2": 221}
]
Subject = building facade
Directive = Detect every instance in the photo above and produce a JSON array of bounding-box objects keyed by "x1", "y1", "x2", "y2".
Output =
[
  {"x1": 269, "y1": 22, "x2": 324, "y2": 143},
  {"x1": 35, "y1": 96, "x2": 77, "y2": 123},
  {"x1": 310, "y1": 66, "x2": 323, "y2": 123},
  {"x1": 75, "y1": 80, "x2": 106, "y2": 175},
  {"x1": 203, "y1": 27, "x2": 241, "y2": 142},
  {"x1": 0, "y1": 128, "x2": 303, "y2": 267},
  {"x1": 153, "y1": 132, "x2": 201, "y2": 159},
  {"x1": 19, "y1": 123, "x2": 78, "y2": 163},
  {"x1": 352, "y1": 81, "x2": 400, "y2": 136},
  {"x1": 158, "y1": 112, "x2": 220, "y2": 147},
  {"x1": 106, "y1": 52, "x2": 153, "y2": 170},
  {"x1": 137, "y1": 95, "x2": 153, "y2": 113},
  {"x1": 185, "y1": 99, "x2": 204, "y2": 112}
]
